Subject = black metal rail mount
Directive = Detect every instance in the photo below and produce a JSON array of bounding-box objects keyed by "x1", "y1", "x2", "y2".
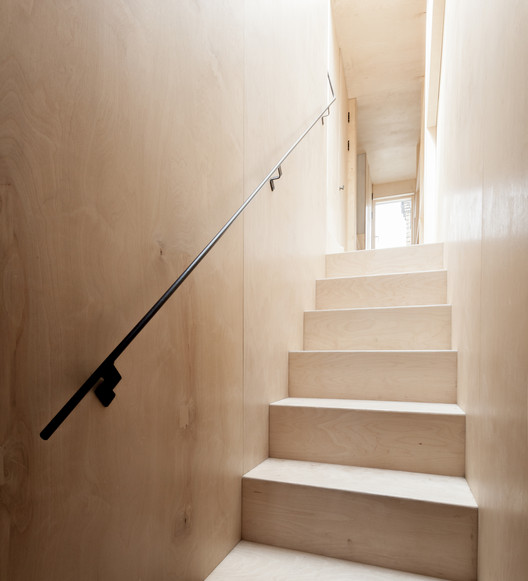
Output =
[{"x1": 40, "y1": 74, "x2": 336, "y2": 440}]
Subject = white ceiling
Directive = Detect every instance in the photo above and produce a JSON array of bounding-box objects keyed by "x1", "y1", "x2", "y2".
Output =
[{"x1": 332, "y1": 0, "x2": 426, "y2": 184}]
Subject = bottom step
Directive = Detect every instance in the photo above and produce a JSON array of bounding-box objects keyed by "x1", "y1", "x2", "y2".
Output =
[
  {"x1": 242, "y1": 459, "x2": 477, "y2": 581},
  {"x1": 206, "y1": 541, "x2": 446, "y2": 580}
]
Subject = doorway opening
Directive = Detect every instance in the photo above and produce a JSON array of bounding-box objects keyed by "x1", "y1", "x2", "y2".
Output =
[{"x1": 374, "y1": 196, "x2": 413, "y2": 249}]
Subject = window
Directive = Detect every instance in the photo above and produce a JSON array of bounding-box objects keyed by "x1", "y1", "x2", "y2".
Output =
[{"x1": 374, "y1": 197, "x2": 413, "y2": 249}]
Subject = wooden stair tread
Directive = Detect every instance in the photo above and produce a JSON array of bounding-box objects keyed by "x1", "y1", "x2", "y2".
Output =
[
  {"x1": 206, "y1": 541, "x2": 447, "y2": 580},
  {"x1": 326, "y1": 243, "x2": 444, "y2": 261},
  {"x1": 292, "y1": 349, "x2": 457, "y2": 353},
  {"x1": 234, "y1": 243, "x2": 476, "y2": 580},
  {"x1": 271, "y1": 397, "x2": 464, "y2": 415},
  {"x1": 317, "y1": 269, "x2": 447, "y2": 282},
  {"x1": 244, "y1": 459, "x2": 477, "y2": 508},
  {"x1": 305, "y1": 304, "x2": 451, "y2": 313},
  {"x1": 326, "y1": 243, "x2": 444, "y2": 277}
]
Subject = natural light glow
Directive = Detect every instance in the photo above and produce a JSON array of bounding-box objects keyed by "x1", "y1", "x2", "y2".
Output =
[{"x1": 375, "y1": 199, "x2": 412, "y2": 249}]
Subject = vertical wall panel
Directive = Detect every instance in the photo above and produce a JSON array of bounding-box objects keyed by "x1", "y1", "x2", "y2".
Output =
[
  {"x1": 243, "y1": 0, "x2": 330, "y2": 472},
  {"x1": 0, "y1": 1, "x2": 245, "y2": 579},
  {"x1": 435, "y1": 0, "x2": 528, "y2": 578},
  {"x1": 347, "y1": 98, "x2": 358, "y2": 251},
  {"x1": 326, "y1": 9, "x2": 350, "y2": 253}
]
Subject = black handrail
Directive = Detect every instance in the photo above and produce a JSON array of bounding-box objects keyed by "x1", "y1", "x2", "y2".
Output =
[{"x1": 40, "y1": 74, "x2": 336, "y2": 440}]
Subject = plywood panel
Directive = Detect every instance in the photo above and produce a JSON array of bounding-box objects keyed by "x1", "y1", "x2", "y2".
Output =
[
  {"x1": 243, "y1": 459, "x2": 477, "y2": 581},
  {"x1": 0, "y1": 1, "x2": 344, "y2": 578},
  {"x1": 304, "y1": 305, "x2": 451, "y2": 350},
  {"x1": 270, "y1": 398, "x2": 465, "y2": 475},
  {"x1": 242, "y1": 0, "x2": 330, "y2": 473},
  {"x1": 326, "y1": 243, "x2": 444, "y2": 276},
  {"x1": 0, "y1": 2, "x2": 246, "y2": 580},
  {"x1": 288, "y1": 350, "x2": 457, "y2": 402},
  {"x1": 426, "y1": 0, "x2": 445, "y2": 129},
  {"x1": 326, "y1": 17, "x2": 350, "y2": 254},
  {"x1": 316, "y1": 270, "x2": 447, "y2": 309},
  {"x1": 347, "y1": 99, "x2": 358, "y2": 251},
  {"x1": 433, "y1": 0, "x2": 528, "y2": 579},
  {"x1": 244, "y1": 458, "x2": 477, "y2": 505},
  {"x1": 206, "y1": 541, "x2": 447, "y2": 580},
  {"x1": 356, "y1": 153, "x2": 367, "y2": 244}
]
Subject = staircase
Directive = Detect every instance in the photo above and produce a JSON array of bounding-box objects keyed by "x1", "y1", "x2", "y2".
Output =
[{"x1": 207, "y1": 243, "x2": 478, "y2": 581}]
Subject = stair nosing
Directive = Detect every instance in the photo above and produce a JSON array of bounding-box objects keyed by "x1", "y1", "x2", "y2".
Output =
[{"x1": 290, "y1": 349, "x2": 458, "y2": 354}]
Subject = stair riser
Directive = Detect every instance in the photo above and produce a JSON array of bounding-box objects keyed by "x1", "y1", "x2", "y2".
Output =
[
  {"x1": 316, "y1": 271, "x2": 447, "y2": 309},
  {"x1": 270, "y1": 406, "x2": 465, "y2": 476},
  {"x1": 288, "y1": 351, "x2": 457, "y2": 402},
  {"x1": 326, "y1": 244, "x2": 444, "y2": 277},
  {"x1": 242, "y1": 478, "x2": 477, "y2": 581},
  {"x1": 304, "y1": 307, "x2": 451, "y2": 350}
]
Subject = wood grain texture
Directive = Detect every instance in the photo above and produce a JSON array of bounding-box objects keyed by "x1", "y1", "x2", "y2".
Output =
[
  {"x1": 270, "y1": 398, "x2": 465, "y2": 475},
  {"x1": 0, "y1": 0, "x2": 347, "y2": 578},
  {"x1": 206, "y1": 541, "x2": 447, "y2": 580},
  {"x1": 316, "y1": 270, "x2": 447, "y2": 309},
  {"x1": 0, "y1": 1, "x2": 247, "y2": 579},
  {"x1": 326, "y1": 243, "x2": 444, "y2": 277},
  {"x1": 304, "y1": 305, "x2": 451, "y2": 350},
  {"x1": 433, "y1": 1, "x2": 528, "y2": 578},
  {"x1": 244, "y1": 459, "x2": 477, "y2": 505},
  {"x1": 0, "y1": 1, "x2": 346, "y2": 578},
  {"x1": 242, "y1": 0, "x2": 332, "y2": 473},
  {"x1": 242, "y1": 460, "x2": 477, "y2": 581},
  {"x1": 288, "y1": 350, "x2": 457, "y2": 402},
  {"x1": 0, "y1": 0, "x2": 353, "y2": 576}
]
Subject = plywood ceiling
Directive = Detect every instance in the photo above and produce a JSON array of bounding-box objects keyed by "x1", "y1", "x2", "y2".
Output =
[{"x1": 332, "y1": 0, "x2": 426, "y2": 184}]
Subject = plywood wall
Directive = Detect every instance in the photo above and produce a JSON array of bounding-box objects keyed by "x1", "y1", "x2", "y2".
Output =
[
  {"x1": 0, "y1": 0, "x2": 339, "y2": 579},
  {"x1": 434, "y1": 0, "x2": 528, "y2": 578},
  {"x1": 347, "y1": 98, "x2": 358, "y2": 251},
  {"x1": 0, "y1": 1, "x2": 246, "y2": 579},
  {"x1": 243, "y1": 0, "x2": 332, "y2": 472},
  {"x1": 326, "y1": 7, "x2": 351, "y2": 253}
]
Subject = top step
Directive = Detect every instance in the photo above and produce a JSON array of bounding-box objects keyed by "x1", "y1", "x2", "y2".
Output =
[{"x1": 326, "y1": 243, "x2": 444, "y2": 277}]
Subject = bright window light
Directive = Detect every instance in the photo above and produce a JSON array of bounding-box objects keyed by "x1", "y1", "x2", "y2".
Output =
[{"x1": 374, "y1": 199, "x2": 412, "y2": 249}]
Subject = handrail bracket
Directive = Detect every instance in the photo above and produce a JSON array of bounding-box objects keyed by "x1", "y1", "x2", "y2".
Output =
[
  {"x1": 94, "y1": 363, "x2": 122, "y2": 407},
  {"x1": 269, "y1": 165, "x2": 282, "y2": 191}
]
